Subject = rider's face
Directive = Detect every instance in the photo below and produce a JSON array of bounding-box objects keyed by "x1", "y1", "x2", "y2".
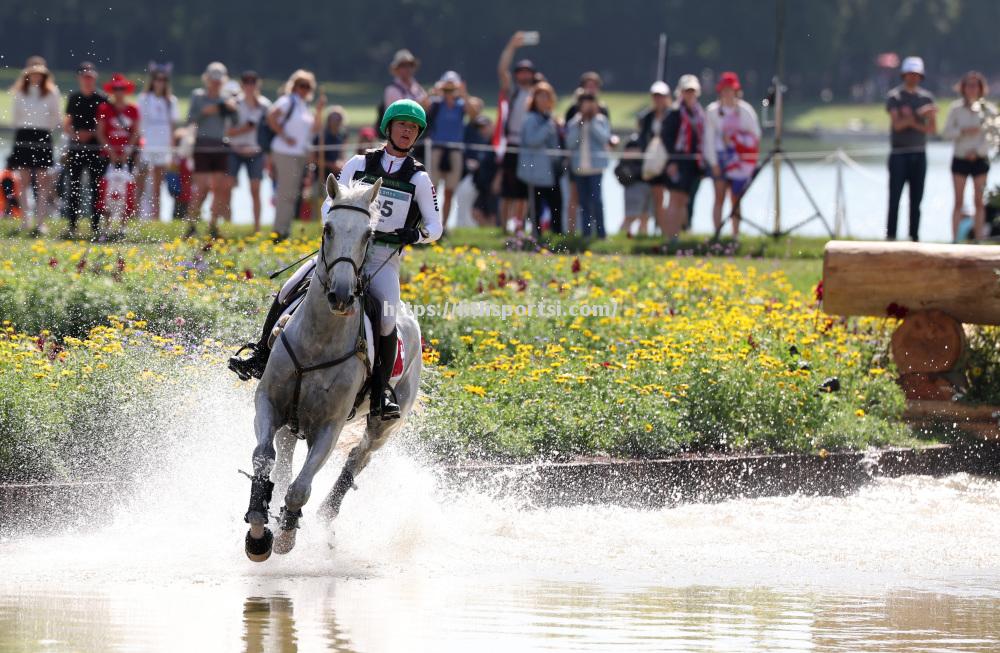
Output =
[{"x1": 389, "y1": 120, "x2": 419, "y2": 149}]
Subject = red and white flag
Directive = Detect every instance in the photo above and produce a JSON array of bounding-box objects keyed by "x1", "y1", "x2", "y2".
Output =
[{"x1": 491, "y1": 89, "x2": 509, "y2": 159}]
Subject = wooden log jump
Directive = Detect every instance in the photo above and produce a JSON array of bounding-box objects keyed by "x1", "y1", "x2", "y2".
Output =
[
  {"x1": 822, "y1": 241, "x2": 1000, "y2": 326},
  {"x1": 823, "y1": 240, "x2": 1000, "y2": 438}
]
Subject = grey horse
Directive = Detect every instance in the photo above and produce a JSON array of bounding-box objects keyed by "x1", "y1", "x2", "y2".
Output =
[{"x1": 244, "y1": 174, "x2": 422, "y2": 562}]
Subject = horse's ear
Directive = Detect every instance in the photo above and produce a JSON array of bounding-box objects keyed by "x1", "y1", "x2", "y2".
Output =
[
  {"x1": 326, "y1": 174, "x2": 339, "y2": 201},
  {"x1": 365, "y1": 177, "x2": 383, "y2": 206}
]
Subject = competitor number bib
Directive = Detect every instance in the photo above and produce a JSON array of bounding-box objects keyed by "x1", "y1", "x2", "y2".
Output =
[{"x1": 352, "y1": 172, "x2": 415, "y2": 232}]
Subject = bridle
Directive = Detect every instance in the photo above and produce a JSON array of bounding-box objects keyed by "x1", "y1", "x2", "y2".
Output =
[{"x1": 316, "y1": 203, "x2": 374, "y2": 300}]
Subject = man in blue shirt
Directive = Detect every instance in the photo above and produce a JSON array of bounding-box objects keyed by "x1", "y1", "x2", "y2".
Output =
[{"x1": 426, "y1": 71, "x2": 467, "y2": 229}]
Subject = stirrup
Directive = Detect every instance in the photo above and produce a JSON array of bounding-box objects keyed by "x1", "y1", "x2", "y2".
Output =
[
  {"x1": 228, "y1": 342, "x2": 263, "y2": 381},
  {"x1": 375, "y1": 387, "x2": 401, "y2": 420}
]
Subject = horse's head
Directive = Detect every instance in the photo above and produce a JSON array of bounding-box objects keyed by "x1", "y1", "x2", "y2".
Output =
[{"x1": 317, "y1": 174, "x2": 382, "y2": 315}]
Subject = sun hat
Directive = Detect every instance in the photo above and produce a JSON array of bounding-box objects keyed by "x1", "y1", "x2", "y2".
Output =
[
  {"x1": 900, "y1": 56, "x2": 925, "y2": 77},
  {"x1": 716, "y1": 71, "x2": 741, "y2": 93},
  {"x1": 203, "y1": 61, "x2": 228, "y2": 82},
  {"x1": 389, "y1": 49, "x2": 419, "y2": 71},
  {"x1": 677, "y1": 74, "x2": 701, "y2": 96},
  {"x1": 103, "y1": 73, "x2": 135, "y2": 94},
  {"x1": 649, "y1": 81, "x2": 670, "y2": 96},
  {"x1": 23, "y1": 56, "x2": 50, "y2": 77},
  {"x1": 580, "y1": 71, "x2": 603, "y2": 87}
]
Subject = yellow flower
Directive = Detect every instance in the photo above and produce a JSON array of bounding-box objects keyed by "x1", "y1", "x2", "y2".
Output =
[
  {"x1": 855, "y1": 409, "x2": 865, "y2": 417},
  {"x1": 463, "y1": 384, "x2": 486, "y2": 397}
]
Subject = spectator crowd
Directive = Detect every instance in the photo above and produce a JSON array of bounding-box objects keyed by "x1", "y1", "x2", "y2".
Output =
[{"x1": 3, "y1": 38, "x2": 997, "y2": 244}]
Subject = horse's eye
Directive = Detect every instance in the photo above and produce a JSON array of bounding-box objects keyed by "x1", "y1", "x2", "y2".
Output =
[{"x1": 323, "y1": 224, "x2": 332, "y2": 237}]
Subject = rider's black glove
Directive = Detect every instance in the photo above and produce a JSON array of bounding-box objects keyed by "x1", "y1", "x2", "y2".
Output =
[{"x1": 394, "y1": 227, "x2": 422, "y2": 245}]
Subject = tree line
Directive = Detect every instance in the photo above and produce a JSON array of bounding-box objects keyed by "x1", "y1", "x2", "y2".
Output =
[{"x1": 5, "y1": 0, "x2": 999, "y2": 102}]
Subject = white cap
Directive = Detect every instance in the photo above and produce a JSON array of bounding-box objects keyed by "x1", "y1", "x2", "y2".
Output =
[
  {"x1": 650, "y1": 81, "x2": 670, "y2": 96},
  {"x1": 900, "y1": 56, "x2": 925, "y2": 76},
  {"x1": 439, "y1": 70, "x2": 462, "y2": 87},
  {"x1": 676, "y1": 74, "x2": 701, "y2": 95}
]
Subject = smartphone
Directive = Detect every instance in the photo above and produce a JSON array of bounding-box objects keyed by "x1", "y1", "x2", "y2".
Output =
[{"x1": 522, "y1": 31, "x2": 540, "y2": 46}]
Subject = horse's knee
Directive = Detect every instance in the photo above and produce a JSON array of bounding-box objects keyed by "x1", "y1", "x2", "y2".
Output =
[{"x1": 284, "y1": 482, "x2": 311, "y2": 511}]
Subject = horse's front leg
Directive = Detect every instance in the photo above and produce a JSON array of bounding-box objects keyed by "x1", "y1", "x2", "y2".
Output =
[
  {"x1": 272, "y1": 418, "x2": 345, "y2": 555},
  {"x1": 245, "y1": 392, "x2": 281, "y2": 562}
]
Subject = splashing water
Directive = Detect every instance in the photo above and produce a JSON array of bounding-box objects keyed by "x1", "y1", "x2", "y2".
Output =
[{"x1": 3, "y1": 371, "x2": 1000, "y2": 651}]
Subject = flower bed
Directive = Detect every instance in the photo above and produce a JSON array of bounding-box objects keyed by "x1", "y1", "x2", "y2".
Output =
[{"x1": 0, "y1": 233, "x2": 953, "y2": 478}]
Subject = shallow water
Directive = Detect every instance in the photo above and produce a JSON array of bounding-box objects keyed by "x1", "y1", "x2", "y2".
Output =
[{"x1": 2, "y1": 382, "x2": 1000, "y2": 651}]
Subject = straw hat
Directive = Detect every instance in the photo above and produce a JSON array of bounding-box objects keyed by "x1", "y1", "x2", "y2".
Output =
[
  {"x1": 389, "y1": 49, "x2": 419, "y2": 72},
  {"x1": 23, "y1": 56, "x2": 50, "y2": 77}
]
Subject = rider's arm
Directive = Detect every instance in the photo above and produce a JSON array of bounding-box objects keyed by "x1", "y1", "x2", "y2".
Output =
[
  {"x1": 411, "y1": 171, "x2": 443, "y2": 244},
  {"x1": 336, "y1": 154, "x2": 365, "y2": 185}
]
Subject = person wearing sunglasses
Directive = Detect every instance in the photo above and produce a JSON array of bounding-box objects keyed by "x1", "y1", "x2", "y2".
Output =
[{"x1": 268, "y1": 69, "x2": 325, "y2": 240}]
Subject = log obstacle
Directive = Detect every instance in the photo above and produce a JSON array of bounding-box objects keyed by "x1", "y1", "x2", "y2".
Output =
[
  {"x1": 822, "y1": 241, "x2": 1000, "y2": 325},
  {"x1": 823, "y1": 240, "x2": 1000, "y2": 438}
]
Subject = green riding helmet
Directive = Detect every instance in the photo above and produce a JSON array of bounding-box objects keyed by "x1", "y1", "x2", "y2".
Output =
[{"x1": 380, "y1": 99, "x2": 427, "y2": 138}]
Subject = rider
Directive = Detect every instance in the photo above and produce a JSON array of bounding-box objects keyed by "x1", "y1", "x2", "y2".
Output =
[{"x1": 228, "y1": 99, "x2": 442, "y2": 419}]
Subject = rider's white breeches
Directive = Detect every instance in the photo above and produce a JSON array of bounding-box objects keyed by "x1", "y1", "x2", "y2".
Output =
[{"x1": 364, "y1": 245, "x2": 401, "y2": 336}]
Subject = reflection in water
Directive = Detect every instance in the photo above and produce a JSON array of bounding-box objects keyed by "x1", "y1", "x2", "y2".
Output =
[
  {"x1": 243, "y1": 594, "x2": 298, "y2": 653},
  {"x1": 2, "y1": 582, "x2": 1000, "y2": 652}
]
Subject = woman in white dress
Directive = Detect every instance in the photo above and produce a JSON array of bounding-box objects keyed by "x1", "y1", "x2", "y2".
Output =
[{"x1": 135, "y1": 65, "x2": 179, "y2": 220}]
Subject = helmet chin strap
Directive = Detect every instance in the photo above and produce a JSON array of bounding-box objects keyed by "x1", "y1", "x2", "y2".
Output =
[{"x1": 386, "y1": 134, "x2": 414, "y2": 155}]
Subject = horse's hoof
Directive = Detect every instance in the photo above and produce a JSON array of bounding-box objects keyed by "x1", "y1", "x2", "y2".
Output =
[
  {"x1": 245, "y1": 527, "x2": 273, "y2": 562},
  {"x1": 273, "y1": 528, "x2": 297, "y2": 555}
]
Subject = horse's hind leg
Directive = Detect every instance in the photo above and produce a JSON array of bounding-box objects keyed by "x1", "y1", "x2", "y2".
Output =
[
  {"x1": 320, "y1": 413, "x2": 402, "y2": 521},
  {"x1": 245, "y1": 395, "x2": 281, "y2": 562},
  {"x1": 273, "y1": 420, "x2": 343, "y2": 555}
]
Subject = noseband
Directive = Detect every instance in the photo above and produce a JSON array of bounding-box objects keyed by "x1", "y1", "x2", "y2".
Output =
[{"x1": 317, "y1": 203, "x2": 373, "y2": 298}]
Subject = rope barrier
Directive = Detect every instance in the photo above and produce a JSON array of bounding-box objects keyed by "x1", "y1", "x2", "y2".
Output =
[{"x1": 3, "y1": 131, "x2": 959, "y2": 161}]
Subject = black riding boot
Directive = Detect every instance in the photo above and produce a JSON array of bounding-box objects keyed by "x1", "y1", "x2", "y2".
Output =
[
  {"x1": 371, "y1": 328, "x2": 401, "y2": 420},
  {"x1": 229, "y1": 294, "x2": 284, "y2": 381}
]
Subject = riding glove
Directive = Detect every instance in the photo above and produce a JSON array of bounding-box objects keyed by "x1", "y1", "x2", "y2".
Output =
[{"x1": 394, "y1": 227, "x2": 422, "y2": 245}]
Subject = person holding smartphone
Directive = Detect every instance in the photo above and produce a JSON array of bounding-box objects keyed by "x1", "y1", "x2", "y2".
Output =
[
  {"x1": 496, "y1": 31, "x2": 541, "y2": 231},
  {"x1": 226, "y1": 71, "x2": 271, "y2": 231}
]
